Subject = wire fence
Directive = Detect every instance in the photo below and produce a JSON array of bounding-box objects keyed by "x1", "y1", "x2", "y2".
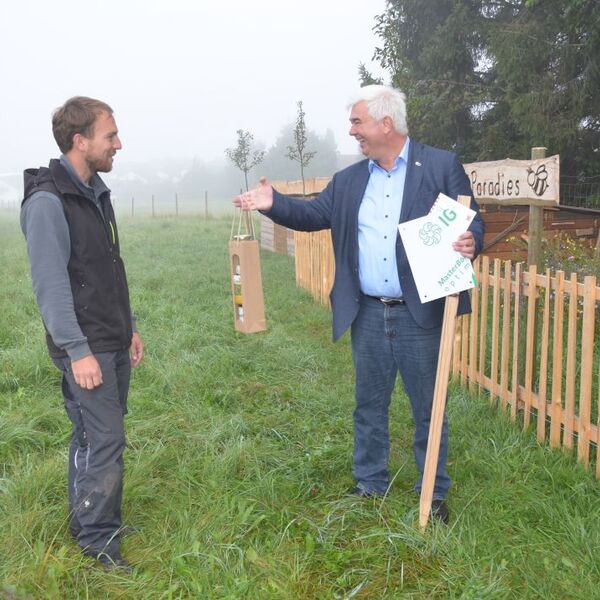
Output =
[
  {"x1": 0, "y1": 193, "x2": 236, "y2": 218},
  {"x1": 560, "y1": 175, "x2": 600, "y2": 210}
]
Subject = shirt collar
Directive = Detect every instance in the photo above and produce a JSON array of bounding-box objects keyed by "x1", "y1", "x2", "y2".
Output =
[
  {"x1": 59, "y1": 154, "x2": 110, "y2": 197},
  {"x1": 368, "y1": 137, "x2": 411, "y2": 174}
]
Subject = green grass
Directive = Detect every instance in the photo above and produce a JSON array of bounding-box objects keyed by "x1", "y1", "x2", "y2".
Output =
[{"x1": 1, "y1": 213, "x2": 600, "y2": 599}]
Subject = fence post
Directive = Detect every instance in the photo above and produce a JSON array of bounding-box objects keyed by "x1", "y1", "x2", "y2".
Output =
[
  {"x1": 527, "y1": 147, "x2": 546, "y2": 268},
  {"x1": 152, "y1": 194, "x2": 155, "y2": 218},
  {"x1": 131, "y1": 197, "x2": 134, "y2": 217},
  {"x1": 175, "y1": 192, "x2": 179, "y2": 217},
  {"x1": 523, "y1": 264, "x2": 537, "y2": 429},
  {"x1": 550, "y1": 270, "x2": 565, "y2": 448},
  {"x1": 578, "y1": 275, "x2": 596, "y2": 467},
  {"x1": 537, "y1": 269, "x2": 551, "y2": 443},
  {"x1": 205, "y1": 190, "x2": 208, "y2": 220},
  {"x1": 511, "y1": 262, "x2": 522, "y2": 421}
]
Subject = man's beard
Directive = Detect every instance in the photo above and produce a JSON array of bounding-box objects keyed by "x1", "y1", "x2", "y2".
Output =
[{"x1": 86, "y1": 153, "x2": 114, "y2": 174}]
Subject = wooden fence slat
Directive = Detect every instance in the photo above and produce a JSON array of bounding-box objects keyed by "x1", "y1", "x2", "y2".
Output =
[
  {"x1": 461, "y1": 310, "x2": 469, "y2": 387},
  {"x1": 578, "y1": 276, "x2": 596, "y2": 466},
  {"x1": 564, "y1": 273, "x2": 578, "y2": 449},
  {"x1": 537, "y1": 269, "x2": 551, "y2": 444},
  {"x1": 523, "y1": 265, "x2": 537, "y2": 429},
  {"x1": 469, "y1": 258, "x2": 480, "y2": 392},
  {"x1": 478, "y1": 256, "x2": 490, "y2": 393},
  {"x1": 500, "y1": 260, "x2": 512, "y2": 410},
  {"x1": 550, "y1": 271, "x2": 565, "y2": 448},
  {"x1": 511, "y1": 262, "x2": 522, "y2": 420},
  {"x1": 596, "y1": 376, "x2": 600, "y2": 479},
  {"x1": 453, "y1": 313, "x2": 461, "y2": 378},
  {"x1": 490, "y1": 259, "x2": 502, "y2": 403}
]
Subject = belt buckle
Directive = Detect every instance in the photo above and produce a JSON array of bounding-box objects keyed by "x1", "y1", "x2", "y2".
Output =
[{"x1": 380, "y1": 297, "x2": 403, "y2": 305}]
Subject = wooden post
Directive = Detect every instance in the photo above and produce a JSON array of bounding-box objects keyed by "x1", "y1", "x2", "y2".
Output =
[
  {"x1": 419, "y1": 194, "x2": 472, "y2": 530},
  {"x1": 527, "y1": 147, "x2": 546, "y2": 267},
  {"x1": 175, "y1": 192, "x2": 179, "y2": 217},
  {"x1": 205, "y1": 190, "x2": 208, "y2": 219},
  {"x1": 549, "y1": 270, "x2": 564, "y2": 448},
  {"x1": 523, "y1": 265, "x2": 537, "y2": 428},
  {"x1": 578, "y1": 276, "x2": 596, "y2": 466},
  {"x1": 152, "y1": 194, "x2": 155, "y2": 218},
  {"x1": 511, "y1": 262, "x2": 522, "y2": 421},
  {"x1": 131, "y1": 196, "x2": 134, "y2": 218},
  {"x1": 537, "y1": 269, "x2": 551, "y2": 443}
]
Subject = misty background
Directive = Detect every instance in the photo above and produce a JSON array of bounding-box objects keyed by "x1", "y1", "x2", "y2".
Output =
[{"x1": 1, "y1": 0, "x2": 386, "y2": 213}]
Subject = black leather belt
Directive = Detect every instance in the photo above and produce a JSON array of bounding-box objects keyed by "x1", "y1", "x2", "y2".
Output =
[{"x1": 367, "y1": 295, "x2": 405, "y2": 306}]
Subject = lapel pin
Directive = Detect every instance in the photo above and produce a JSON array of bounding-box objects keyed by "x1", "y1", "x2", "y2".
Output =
[{"x1": 415, "y1": 161, "x2": 422, "y2": 167}]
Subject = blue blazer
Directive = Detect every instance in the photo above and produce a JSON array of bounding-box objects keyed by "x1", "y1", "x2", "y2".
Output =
[{"x1": 265, "y1": 140, "x2": 485, "y2": 341}]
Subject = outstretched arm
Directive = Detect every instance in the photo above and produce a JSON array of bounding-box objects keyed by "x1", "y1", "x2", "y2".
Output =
[{"x1": 234, "y1": 176, "x2": 333, "y2": 232}]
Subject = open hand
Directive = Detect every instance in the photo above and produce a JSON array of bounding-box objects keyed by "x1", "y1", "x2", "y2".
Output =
[{"x1": 233, "y1": 177, "x2": 274, "y2": 211}]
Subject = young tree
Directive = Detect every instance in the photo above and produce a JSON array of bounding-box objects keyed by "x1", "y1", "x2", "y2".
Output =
[
  {"x1": 261, "y1": 124, "x2": 339, "y2": 181},
  {"x1": 286, "y1": 101, "x2": 317, "y2": 196},
  {"x1": 225, "y1": 129, "x2": 265, "y2": 192}
]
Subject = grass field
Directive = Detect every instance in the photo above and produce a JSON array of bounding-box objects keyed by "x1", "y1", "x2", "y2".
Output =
[{"x1": 1, "y1": 213, "x2": 599, "y2": 599}]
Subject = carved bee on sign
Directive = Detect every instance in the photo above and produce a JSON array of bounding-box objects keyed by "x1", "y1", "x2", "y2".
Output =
[{"x1": 527, "y1": 164, "x2": 549, "y2": 197}]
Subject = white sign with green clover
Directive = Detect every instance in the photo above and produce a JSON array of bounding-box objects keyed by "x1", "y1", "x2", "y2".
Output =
[{"x1": 398, "y1": 194, "x2": 477, "y2": 303}]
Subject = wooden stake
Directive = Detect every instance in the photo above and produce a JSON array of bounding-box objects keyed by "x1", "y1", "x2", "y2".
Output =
[
  {"x1": 419, "y1": 194, "x2": 472, "y2": 530},
  {"x1": 527, "y1": 147, "x2": 546, "y2": 268}
]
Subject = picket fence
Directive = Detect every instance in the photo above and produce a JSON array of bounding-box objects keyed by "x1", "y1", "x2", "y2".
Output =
[
  {"x1": 455, "y1": 255, "x2": 599, "y2": 476},
  {"x1": 293, "y1": 231, "x2": 600, "y2": 478}
]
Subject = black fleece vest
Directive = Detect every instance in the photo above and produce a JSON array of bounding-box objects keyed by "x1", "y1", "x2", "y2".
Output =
[{"x1": 22, "y1": 159, "x2": 132, "y2": 358}]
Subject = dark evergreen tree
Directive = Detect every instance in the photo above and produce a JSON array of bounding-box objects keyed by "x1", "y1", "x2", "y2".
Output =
[{"x1": 371, "y1": 0, "x2": 600, "y2": 176}]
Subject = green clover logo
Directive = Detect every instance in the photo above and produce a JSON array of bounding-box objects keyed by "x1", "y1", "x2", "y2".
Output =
[{"x1": 419, "y1": 222, "x2": 442, "y2": 246}]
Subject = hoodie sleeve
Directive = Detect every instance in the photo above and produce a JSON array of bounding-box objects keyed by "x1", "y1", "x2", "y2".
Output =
[{"x1": 20, "y1": 192, "x2": 92, "y2": 360}]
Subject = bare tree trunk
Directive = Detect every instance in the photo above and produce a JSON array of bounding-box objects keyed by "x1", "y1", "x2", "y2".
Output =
[{"x1": 300, "y1": 159, "x2": 306, "y2": 197}]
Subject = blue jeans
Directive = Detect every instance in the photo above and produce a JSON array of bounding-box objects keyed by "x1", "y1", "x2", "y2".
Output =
[{"x1": 351, "y1": 295, "x2": 450, "y2": 499}]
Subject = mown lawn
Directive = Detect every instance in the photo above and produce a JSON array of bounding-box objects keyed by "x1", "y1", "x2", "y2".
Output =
[{"x1": 1, "y1": 213, "x2": 599, "y2": 599}]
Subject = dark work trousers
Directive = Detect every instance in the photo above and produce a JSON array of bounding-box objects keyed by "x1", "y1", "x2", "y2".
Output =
[{"x1": 52, "y1": 349, "x2": 130, "y2": 557}]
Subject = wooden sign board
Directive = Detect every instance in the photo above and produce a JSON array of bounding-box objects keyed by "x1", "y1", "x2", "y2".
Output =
[{"x1": 464, "y1": 155, "x2": 560, "y2": 206}]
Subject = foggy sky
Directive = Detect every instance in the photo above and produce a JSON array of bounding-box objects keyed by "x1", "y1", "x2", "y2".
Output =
[{"x1": 2, "y1": 0, "x2": 387, "y2": 174}]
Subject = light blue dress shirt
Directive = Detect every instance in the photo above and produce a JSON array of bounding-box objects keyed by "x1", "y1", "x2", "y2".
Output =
[{"x1": 358, "y1": 137, "x2": 410, "y2": 298}]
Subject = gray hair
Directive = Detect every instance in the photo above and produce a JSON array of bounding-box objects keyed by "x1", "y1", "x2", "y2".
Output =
[{"x1": 347, "y1": 85, "x2": 409, "y2": 135}]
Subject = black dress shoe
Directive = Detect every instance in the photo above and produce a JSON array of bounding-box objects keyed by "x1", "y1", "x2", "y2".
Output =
[
  {"x1": 350, "y1": 486, "x2": 382, "y2": 498},
  {"x1": 431, "y1": 499, "x2": 449, "y2": 524}
]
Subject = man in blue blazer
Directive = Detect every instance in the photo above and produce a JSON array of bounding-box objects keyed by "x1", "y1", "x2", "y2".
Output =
[{"x1": 235, "y1": 85, "x2": 484, "y2": 523}]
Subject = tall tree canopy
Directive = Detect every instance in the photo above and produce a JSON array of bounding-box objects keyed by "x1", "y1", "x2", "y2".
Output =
[{"x1": 372, "y1": 0, "x2": 600, "y2": 176}]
